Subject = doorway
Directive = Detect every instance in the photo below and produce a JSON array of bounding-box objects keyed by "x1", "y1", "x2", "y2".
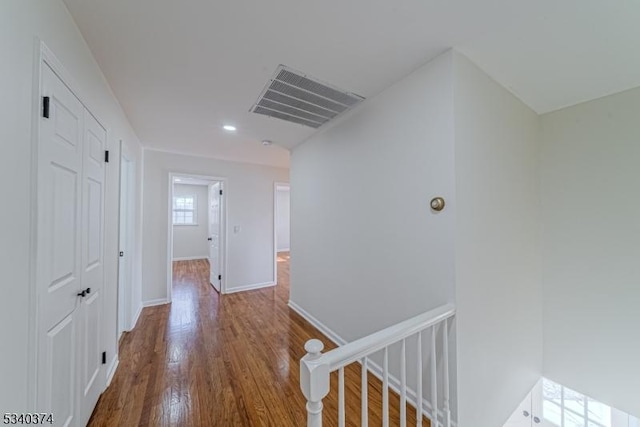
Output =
[
  {"x1": 117, "y1": 143, "x2": 135, "y2": 339},
  {"x1": 168, "y1": 173, "x2": 227, "y2": 300},
  {"x1": 274, "y1": 182, "x2": 290, "y2": 285}
]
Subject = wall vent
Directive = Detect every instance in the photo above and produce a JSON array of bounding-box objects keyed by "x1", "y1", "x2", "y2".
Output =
[{"x1": 251, "y1": 65, "x2": 365, "y2": 129}]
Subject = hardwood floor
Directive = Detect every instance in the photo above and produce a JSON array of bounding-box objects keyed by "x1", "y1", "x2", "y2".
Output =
[{"x1": 88, "y1": 253, "x2": 429, "y2": 426}]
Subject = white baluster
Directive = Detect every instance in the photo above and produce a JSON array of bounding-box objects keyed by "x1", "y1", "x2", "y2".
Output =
[
  {"x1": 383, "y1": 347, "x2": 389, "y2": 427},
  {"x1": 431, "y1": 327, "x2": 438, "y2": 427},
  {"x1": 361, "y1": 357, "x2": 368, "y2": 427},
  {"x1": 400, "y1": 338, "x2": 407, "y2": 427},
  {"x1": 339, "y1": 367, "x2": 345, "y2": 427},
  {"x1": 416, "y1": 332, "x2": 423, "y2": 427},
  {"x1": 442, "y1": 320, "x2": 451, "y2": 427},
  {"x1": 299, "y1": 306, "x2": 455, "y2": 427},
  {"x1": 300, "y1": 339, "x2": 330, "y2": 427}
]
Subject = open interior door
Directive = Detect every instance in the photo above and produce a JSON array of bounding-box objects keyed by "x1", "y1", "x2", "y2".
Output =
[{"x1": 208, "y1": 182, "x2": 222, "y2": 292}]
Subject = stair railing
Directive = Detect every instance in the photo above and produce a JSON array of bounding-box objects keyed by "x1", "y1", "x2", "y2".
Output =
[{"x1": 300, "y1": 303, "x2": 455, "y2": 427}]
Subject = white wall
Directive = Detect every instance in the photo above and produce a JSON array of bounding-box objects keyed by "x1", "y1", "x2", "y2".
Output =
[
  {"x1": 452, "y1": 52, "x2": 543, "y2": 427},
  {"x1": 290, "y1": 51, "x2": 457, "y2": 413},
  {"x1": 276, "y1": 187, "x2": 290, "y2": 252},
  {"x1": 0, "y1": 0, "x2": 143, "y2": 412},
  {"x1": 142, "y1": 149, "x2": 289, "y2": 300},
  {"x1": 540, "y1": 87, "x2": 640, "y2": 417},
  {"x1": 172, "y1": 184, "x2": 209, "y2": 260}
]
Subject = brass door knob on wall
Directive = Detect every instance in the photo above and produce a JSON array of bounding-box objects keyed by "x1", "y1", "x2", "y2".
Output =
[{"x1": 430, "y1": 197, "x2": 445, "y2": 212}]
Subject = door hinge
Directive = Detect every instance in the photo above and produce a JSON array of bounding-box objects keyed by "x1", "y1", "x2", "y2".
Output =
[
  {"x1": 119, "y1": 251, "x2": 124, "y2": 257},
  {"x1": 42, "y1": 96, "x2": 50, "y2": 118},
  {"x1": 104, "y1": 150, "x2": 109, "y2": 163},
  {"x1": 218, "y1": 275, "x2": 222, "y2": 281},
  {"x1": 219, "y1": 189, "x2": 223, "y2": 195},
  {"x1": 101, "y1": 351, "x2": 106, "y2": 365}
]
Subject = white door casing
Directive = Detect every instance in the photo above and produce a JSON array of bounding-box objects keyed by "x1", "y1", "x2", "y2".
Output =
[
  {"x1": 117, "y1": 158, "x2": 127, "y2": 339},
  {"x1": 208, "y1": 182, "x2": 222, "y2": 292},
  {"x1": 117, "y1": 148, "x2": 134, "y2": 338}
]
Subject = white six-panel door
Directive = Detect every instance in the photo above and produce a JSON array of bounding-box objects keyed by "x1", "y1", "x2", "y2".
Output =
[
  {"x1": 37, "y1": 63, "x2": 85, "y2": 427},
  {"x1": 208, "y1": 182, "x2": 222, "y2": 292},
  {"x1": 77, "y1": 110, "x2": 106, "y2": 426},
  {"x1": 37, "y1": 62, "x2": 106, "y2": 427}
]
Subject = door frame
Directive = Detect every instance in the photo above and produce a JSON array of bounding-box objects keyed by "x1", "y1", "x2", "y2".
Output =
[
  {"x1": 167, "y1": 172, "x2": 228, "y2": 300},
  {"x1": 28, "y1": 40, "x2": 110, "y2": 409},
  {"x1": 117, "y1": 143, "x2": 135, "y2": 338},
  {"x1": 273, "y1": 182, "x2": 290, "y2": 285}
]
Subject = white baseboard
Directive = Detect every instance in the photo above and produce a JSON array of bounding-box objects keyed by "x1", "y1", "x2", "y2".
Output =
[
  {"x1": 288, "y1": 300, "x2": 347, "y2": 346},
  {"x1": 106, "y1": 357, "x2": 119, "y2": 387},
  {"x1": 131, "y1": 304, "x2": 143, "y2": 329},
  {"x1": 142, "y1": 298, "x2": 169, "y2": 307},
  {"x1": 288, "y1": 299, "x2": 457, "y2": 427},
  {"x1": 224, "y1": 281, "x2": 275, "y2": 294},
  {"x1": 172, "y1": 256, "x2": 208, "y2": 261}
]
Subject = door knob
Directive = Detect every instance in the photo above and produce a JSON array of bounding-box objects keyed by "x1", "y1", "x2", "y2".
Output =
[
  {"x1": 523, "y1": 411, "x2": 530, "y2": 417},
  {"x1": 533, "y1": 416, "x2": 541, "y2": 424},
  {"x1": 207, "y1": 237, "x2": 212, "y2": 241},
  {"x1": 430, "y1": 197, "x2": 445, "y2": 212}
]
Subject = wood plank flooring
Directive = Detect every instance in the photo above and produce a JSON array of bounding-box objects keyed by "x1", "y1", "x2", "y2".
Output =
[{"x1": 88, "y1": 253, "x2": 429, "y2": 426}]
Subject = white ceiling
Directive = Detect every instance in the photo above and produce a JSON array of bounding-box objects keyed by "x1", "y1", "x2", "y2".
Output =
[{"x1": 63, "y1": 0, "x2": 640, "y2": 168}]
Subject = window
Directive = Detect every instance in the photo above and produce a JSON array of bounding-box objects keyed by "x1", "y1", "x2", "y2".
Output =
[
  {"x1": 542, "y1": 378, "x2": 634, "y2": 427},
  {"x1": 173, "y1": 195, "x2": 197, "y2": 225}
]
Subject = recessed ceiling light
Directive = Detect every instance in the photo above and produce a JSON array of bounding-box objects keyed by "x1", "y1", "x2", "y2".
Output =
[
  {"x1": 262, "y1": 140, "x2": 272, "y2": 146},
  {"x1": 223, "y1": 125, "x2": 237, "y2": 132}
]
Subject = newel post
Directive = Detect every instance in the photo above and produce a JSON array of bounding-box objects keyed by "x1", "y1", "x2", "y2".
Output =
[{"x1": 300, "y1": 339, "x2": 330, "y2": 427}]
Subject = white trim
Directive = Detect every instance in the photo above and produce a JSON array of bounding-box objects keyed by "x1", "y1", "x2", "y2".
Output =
[
  {"x1": 105, "y1": 357, "x2": 119, "y2": 387},
  {"x1": 167, "y1": 172, "x2": 228, "y2": 300},
  {"x1": 273, "y1": 181, "x2": 290, "y2": 286},
  {"x1": 172, "y1": 256, "x2": 208, "y2": 261},
  {"x1": 277, "y1": 248, "x2": 291, "y2": 253},
  {"x1": 142, "y1": 298, "x2": 169, "y2": 308},
  {"x1": 117, "y1": 143, "x2": 137, "y2": 352},
  {"x1": 288, "y1": 300, "x2": 458, "y2": 427},
  {"x1": 131, "y1": 304, "x2": 143, "y2": 330},
  {"x1": 27, "y1": 36, "x2": 43, "y2": 410},
  {"x1": 288, "y1": 300, "x2": 347, "y2": 346},
  {"x1": 224, "y1": 282, "x2": 276, "y2": 295}
]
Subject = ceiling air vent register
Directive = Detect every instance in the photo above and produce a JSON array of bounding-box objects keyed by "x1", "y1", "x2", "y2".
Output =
[{"x1": 251, "y1": 65, "x2": 365, "y2": 128}]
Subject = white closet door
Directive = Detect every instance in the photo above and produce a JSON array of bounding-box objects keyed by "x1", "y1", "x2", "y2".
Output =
[
  {"x1": 37, "y1": 63, "x2": 84, "y2": 427},
  {"x1": 76, "y1": 110, "x2": 107, "y2": 425}
]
